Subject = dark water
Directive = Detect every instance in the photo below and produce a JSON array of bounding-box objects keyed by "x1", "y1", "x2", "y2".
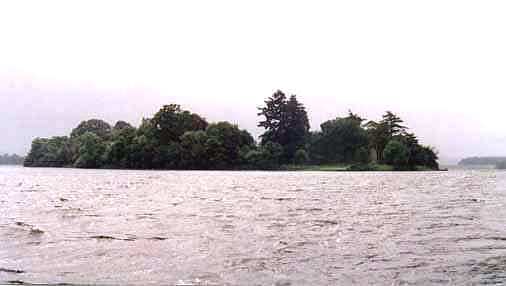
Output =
[{"x1": 1, "y1": 166, "x2": 506, "y2": 285}]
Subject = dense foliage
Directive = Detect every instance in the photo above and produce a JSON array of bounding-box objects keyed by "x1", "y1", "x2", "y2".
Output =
[
  {"x1": 0, "y1": 153, "x2": 24, "y2": 165},
  {"x1": 258, "y1": 91, "x2": 310, "y2": 163},
  {"x1": 309, "y1": 112, "x2": 369, "y2": 164},
  {"x1": 24, "y1": 90, "x2": 439, "y2": 170}
]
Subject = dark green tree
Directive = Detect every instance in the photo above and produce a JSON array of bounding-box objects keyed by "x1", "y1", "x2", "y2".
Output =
[
  {"x1": 258, "y1": 91, "x2": 309, "y2": 162},
  {"x1": 105, "y1": 126, "x2": 136, "y2": 168},
  {"x1": 24, "y1": 136, "x2": 73, "y2": 167},
  {"x1": 126, "y1": 119, "x2": 159, "y2": 169},
  {"x1": 365, "y1": 111, "x2": 407, "y2": 161},
  {"x1": 113, "y1": 121, "x2": 134, "y2": 132},
  {"x1": 311, "y1": 113, "x2": 369, "y2": 163},
  {"x1": 244, "y1": 141, "x2": 284, "y2": 170},
  {"x1": 294, "y1": 149, "x2": 309, "y2": 165},
  {"x1": 179, "y1": 130, "x2": 209, "y2": 169},
  {"x1": 205, "y1": 122, "x2": 255, "y2": 169},
  {"x1": 71, "y1": 119, "x2": 112, "y2": 139},
  {"x1": 381, "y1": 111, "x2": 407, "y2": 137},
  {"x1": 74, "y1": 132, "x2": 107, "y2": 168},
  {"x1": 383, "y1": 140, "x2": 409, "y2": 169},
  {"x1": 152, "y1": 104, "x2": 208, "y2": 144}
]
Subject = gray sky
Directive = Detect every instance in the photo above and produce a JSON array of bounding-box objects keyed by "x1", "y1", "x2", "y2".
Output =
[{"x1": 1, "y1": 1, "x2": 506, "y2": 163}]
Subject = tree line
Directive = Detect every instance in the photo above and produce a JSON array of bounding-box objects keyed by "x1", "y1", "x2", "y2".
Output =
[
  {"x1": 459, "y1": 157, "x2": 506, "y2": 170},
  {"x1": 0, "y1": 153, "x2": 24, "y2": 165},
  {"x1": 24, "y1": 90, "x2": 439, "y2": 170},
  {"x1": 459, "y1": 157, "x2": 506, "y2": 166}
]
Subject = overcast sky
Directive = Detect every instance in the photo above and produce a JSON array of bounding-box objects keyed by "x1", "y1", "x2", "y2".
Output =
[{"x1": 1, "y1": 1, "x2": 505, "y2": 163}]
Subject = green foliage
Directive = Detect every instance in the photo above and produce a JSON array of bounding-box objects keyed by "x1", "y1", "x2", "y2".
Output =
[
  {"x1": 294, "y1": 149, "x2": 309, "y2": 165},
  {"x1": 74, "y1": 132, "x2": 106, "y2": 168},
  {"x1": 24, "y1": 136, "x2": 72, "y2": 167},
  {"x1": 152, "y1": 104, "x2": 208, "y2": 144},
  {"x1": 178, "y1": 122, "x2": 256, "y2": 169},
  {"x1": 347, "y1": 163, "x2": 394, "y2": 171},
  {"x1": 364, "y1": 120, "x2": 389, "y2": 162},
  {"x1": 113, "y1": 121, "x2": 133, "y2": 131},
  {"x1": 347, "y1": 163, "x2": 376, "y2": 171},
  {"x1": 180, "y1": 130, "x2": 210, "y2": 169},
  {"x1": 205, "y1": 122, "x2": 255, "y2": 169},
  {"x1": 310, "y1": 113, "x2": 369, "y2": 164},
  {"x1": 383, "y1": 140, "x2": 409, "y2": 169},
  {"x1": 364, "y1": 111, "x2": 406, "y2": 161},
  {"x1": 244, "y1": 142, "x2": 284, "y2": 170},
  {"x1": 381, "y1": 111, "x2": 407, "y2": 137},
  {"x1": 71, "y1": 119, "x2": 112, "y2": 139},
  {"x1": 258, "y1": 91, "x2": 310, "y2": 163},
  {"x1": 24, "y1": 97, "x2": 439, "y2": 171},
  {"x1": 104, "y1": 126, "x2": 136, "y2": 168}
]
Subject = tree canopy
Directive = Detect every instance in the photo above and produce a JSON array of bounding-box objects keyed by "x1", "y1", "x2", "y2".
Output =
[
  {"x1": 70, "y1": 119, "x2": 112, "y2": 139},
  {"x1": 258, "y1": 91, "x2": 310, "y2": 163},
  {"x1": 24, "y1": 92, "x2": 439, "y2": 171},
  {"x1": 310, "y1": 112, "x2": 369, "y2": 164}
]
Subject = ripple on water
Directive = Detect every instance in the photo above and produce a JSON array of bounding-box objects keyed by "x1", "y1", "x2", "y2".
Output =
[{"x1": 1, "y1": 168, "x2": 505, "y2": 285}]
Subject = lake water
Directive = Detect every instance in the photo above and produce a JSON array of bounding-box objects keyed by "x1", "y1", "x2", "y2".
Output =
[{"x1": 1, "y1": 166, "x2": 506, "y2": 285}]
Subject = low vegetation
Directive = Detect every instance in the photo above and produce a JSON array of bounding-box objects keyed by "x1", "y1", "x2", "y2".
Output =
[
  {"x1": 496, "y1": 161, "x2": 506, "y2": 170},
  {"x1": 24, "y1": 90, "x2": 439, "y2": 171},
  {"x1": 0, "y1": 153, "x2": 24, "y2": 165},
  {"x1": 459, "y1": 157, "x2": 506, "y2": 166}
]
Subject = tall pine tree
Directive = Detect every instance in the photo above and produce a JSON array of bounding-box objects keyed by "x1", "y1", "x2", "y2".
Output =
[{"x1": 258, "y1": 90, "x2": 310, "y2": 163}]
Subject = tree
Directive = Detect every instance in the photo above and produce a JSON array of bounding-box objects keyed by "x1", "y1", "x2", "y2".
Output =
[
  {"x1": 413, "y1": 145, "x2": 439, "y2": 170},
  {"x1": 244, "y1": 142, "x2": 284, "y2": 170},
  {"x1": 205, "y1": 122, "x2": 255, "y2": 169},
  {"x1": 24, "y1": 136, "x2": 73, "y2": 167},
  {"x1": 258, "y1": 91, "x2": 310, "y2": 163},
  {"x1": 294, "y1": 149, "x2": 309, "y2": 165},
  {"x1": 365, "y1": 111, "x2": 407, "y2": 161},
  {"x1": 364, "y1": 121, "x2": 389, "y2": 161},
  {"x1": 152, "y1": 104, "x2": 208, "y2": 144},
  {"x1": 311, "y1": 114, "x2": 369, "y2": 163},
  {"x1": 71, "y1": 119, "x2": 112, "y2": 139},
  {"x1": 383, "y1": 140, "x2": 409, "y2": 169},
  {"x1": 105, "y1": 126, "x2": 136, "y2": 168},
  {"x1": 179, "y1": 130, "x2": 210, "y2": 169},
  {"x1": 126, "y1": 119, "x2": 159, "y2": 169},
  {"x1": 113, "y1": 121, "x2": 134, "y2": 131},
  {"x1": 74, "y1": 132, "x2": 106, "y2": 168},
  {"x1": 381, "y1": 111, "x2": 407, "y2": 137}
]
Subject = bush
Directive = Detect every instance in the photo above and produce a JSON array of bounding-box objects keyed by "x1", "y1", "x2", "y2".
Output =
[
  {"x1": 244, "y1": 142, "x2": 284, "y2": 170},
  {"x1": 383, "y1": 140, "x2": 409, "y2": 169},
  {"x1": 293, "y1": 149, "x2": 309, "y2": 165}
]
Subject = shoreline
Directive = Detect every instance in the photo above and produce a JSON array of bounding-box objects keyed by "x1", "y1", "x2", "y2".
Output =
[{"x1": 17, "y1": 163, "x2": 444, "y2": 172}]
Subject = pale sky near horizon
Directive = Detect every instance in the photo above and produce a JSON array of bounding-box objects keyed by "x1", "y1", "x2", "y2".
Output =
[{"x1": 1, "y1": 1, "x2": 506, "y2": 163}]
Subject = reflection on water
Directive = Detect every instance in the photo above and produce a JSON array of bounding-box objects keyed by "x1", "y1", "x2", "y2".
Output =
[{"x1": 1, "y1": 166, "x2": 506, "y2": 285}]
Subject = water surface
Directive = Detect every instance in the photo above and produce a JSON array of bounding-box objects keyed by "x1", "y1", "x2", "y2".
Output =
[{"x1": 1, "y1": 166, "x2": 506, "y2": 285}]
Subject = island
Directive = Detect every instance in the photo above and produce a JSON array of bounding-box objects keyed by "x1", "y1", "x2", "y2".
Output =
[
  {"x1": 24, "y1": 90, "x2": 439, "y2": 171},
  {"x1": 459, "y1": 157, "x2": 506, "y2": 170}
]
